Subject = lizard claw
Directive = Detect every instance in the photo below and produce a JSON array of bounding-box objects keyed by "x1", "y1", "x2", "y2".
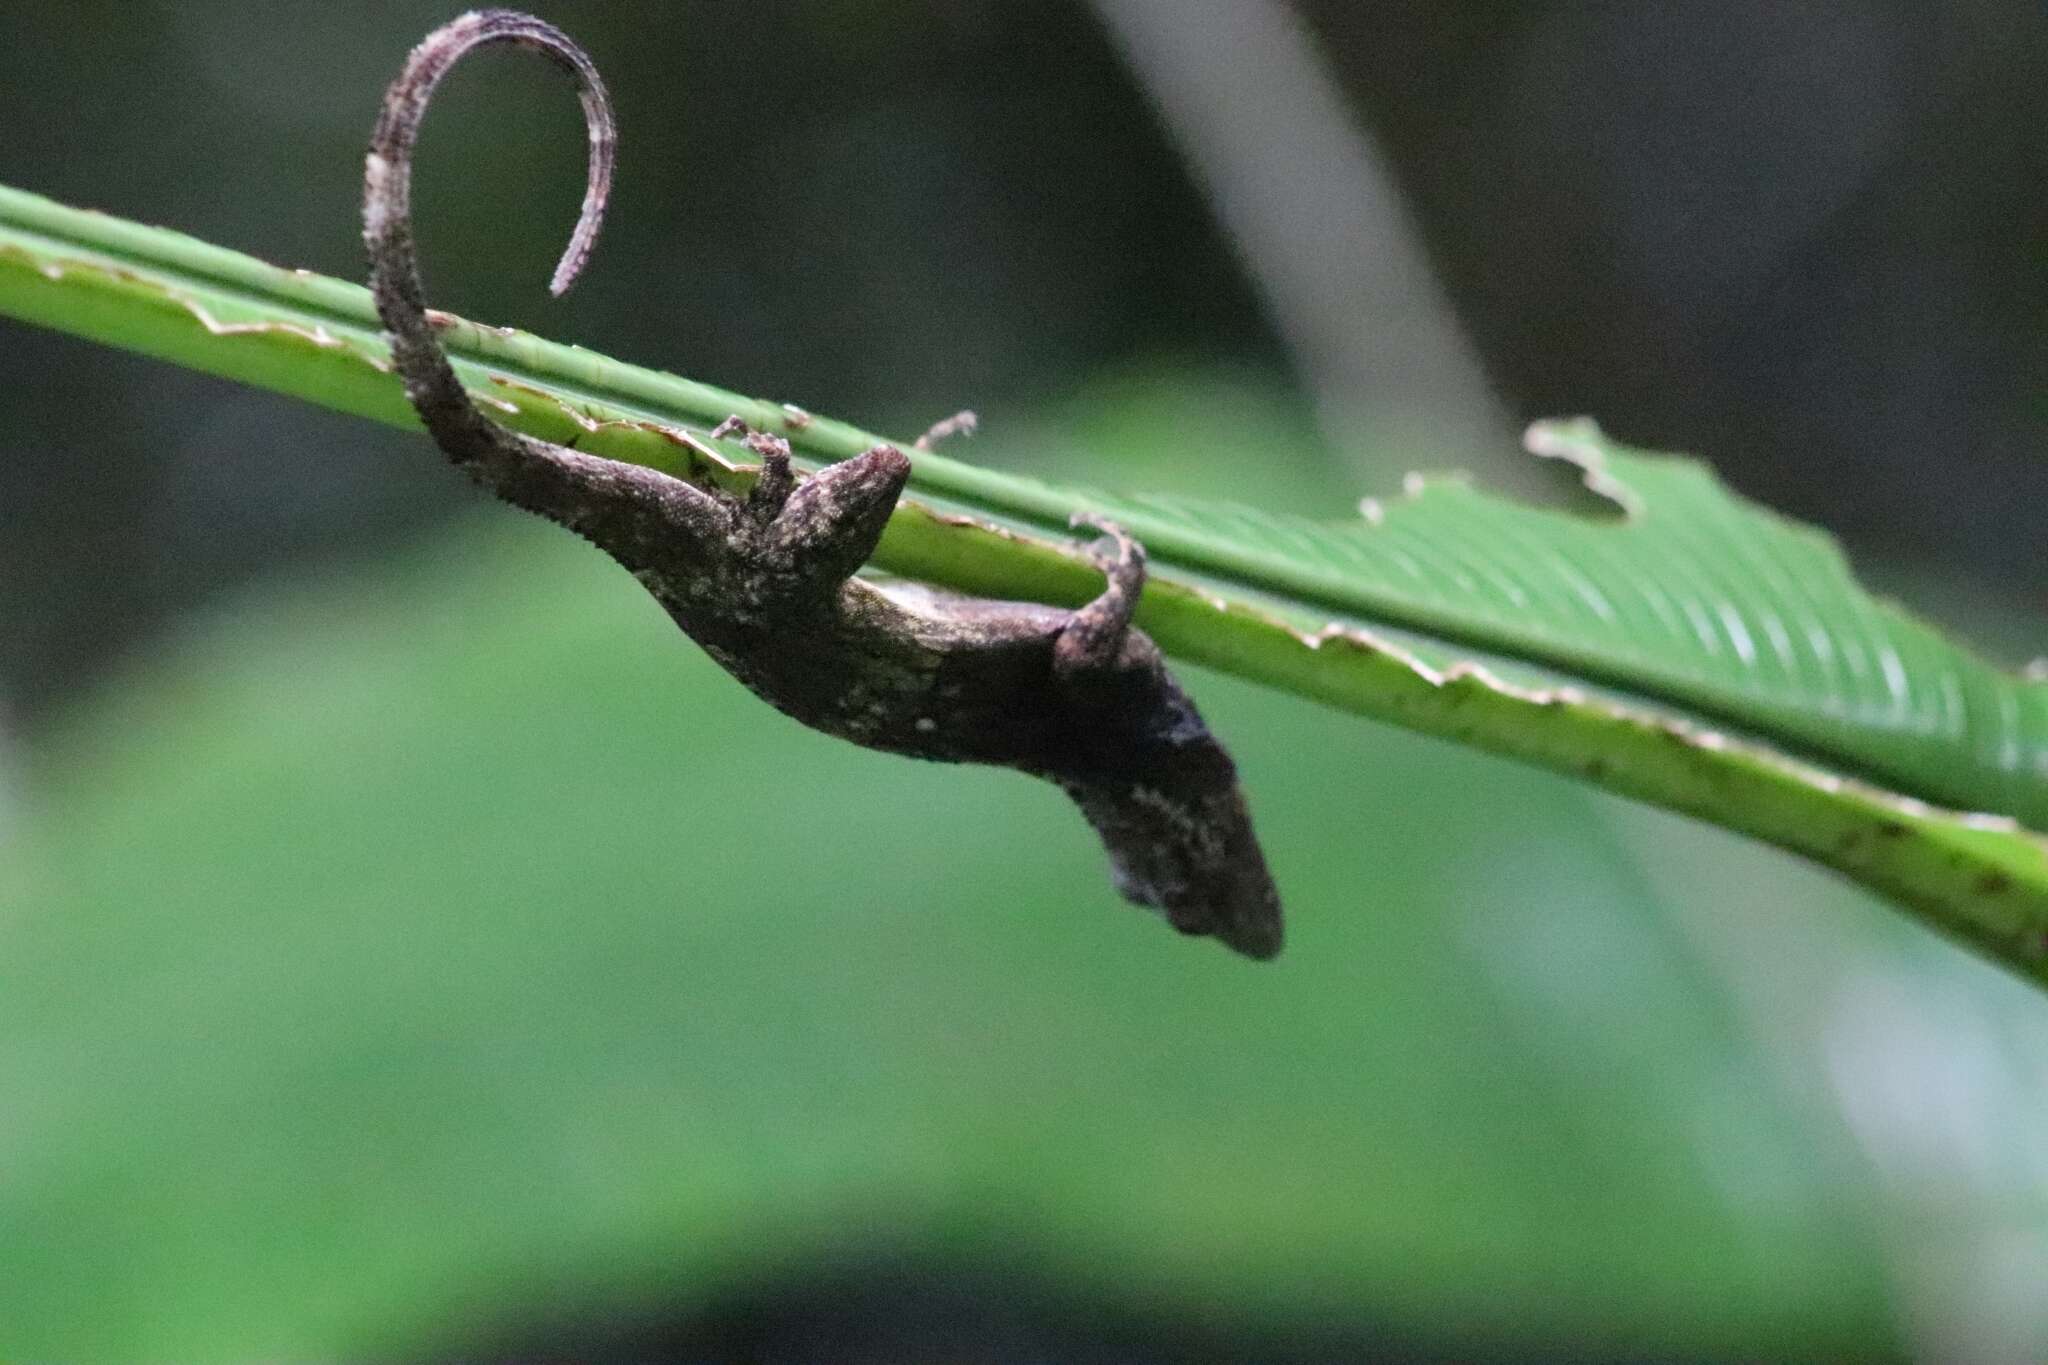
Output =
[
  {"x1": 1068, "y1": 513, "x2": 1143, "y2": 580},
  {"x1": 913, "y1": 409, "x2": 978, "y2": 450}
]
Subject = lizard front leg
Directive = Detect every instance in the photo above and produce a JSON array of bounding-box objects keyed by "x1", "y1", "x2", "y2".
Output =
[
  {"x1": 1052, "y1": 512, "x2": 1146, "y2": 681},
  {"x1": 707, "y1": 440, "x2": 1286, "y2": 958},
  {"x1": 1051, "y1": 516, "x2": 1285, "y2": 959}
]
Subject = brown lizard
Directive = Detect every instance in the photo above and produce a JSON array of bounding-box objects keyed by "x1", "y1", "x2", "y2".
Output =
[{"x1": 364, "y1": 10, "x2": 1282, "y2": 958}]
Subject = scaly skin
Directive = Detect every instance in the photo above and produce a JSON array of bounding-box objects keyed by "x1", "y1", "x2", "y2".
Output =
[{"x1": 364, "y1": 10, "x2": 1282, "y2": 957}]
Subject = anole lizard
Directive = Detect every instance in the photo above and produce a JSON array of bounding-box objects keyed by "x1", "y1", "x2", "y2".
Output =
[{"x1": 364, "y1": 9, "x2": 1283, "y2": 958}]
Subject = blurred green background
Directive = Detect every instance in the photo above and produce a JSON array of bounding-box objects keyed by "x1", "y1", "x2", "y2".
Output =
[{"x1": 4, "y1": 4, "x2": 2046, "y2": 1360}]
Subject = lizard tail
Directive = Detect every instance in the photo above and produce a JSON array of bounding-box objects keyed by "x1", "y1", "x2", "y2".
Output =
[{"x1": 363, "y1": 9, "x2": 615, "y2": 464}]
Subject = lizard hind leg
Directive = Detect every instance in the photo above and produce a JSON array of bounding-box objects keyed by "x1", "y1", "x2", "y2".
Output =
[
  {"x1": 740, "y1": 430, "x2": 798, "y2": 523},
  {"x1": 765, "y1": 444, "x2": 914, "y2": 599},
  {"x1": 711, "y1": 416, "x2": 911, "y2": 602}
]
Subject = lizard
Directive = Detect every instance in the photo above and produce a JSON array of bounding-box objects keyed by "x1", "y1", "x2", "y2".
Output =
[{"x1": 364, "y1": 9, "x2": 1283, "y2": 958}]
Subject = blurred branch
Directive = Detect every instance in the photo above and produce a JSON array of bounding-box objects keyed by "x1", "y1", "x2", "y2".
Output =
[
  {"x1": 1091, "y1": 0, "x2": 1516, "y2": 476},
  {"x1": 4, "y1": 182, "x2": 2047, "y2": 989}
]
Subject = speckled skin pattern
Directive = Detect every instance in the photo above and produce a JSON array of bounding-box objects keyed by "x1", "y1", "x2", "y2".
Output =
[{"x1": 364, "y1": 11, "x2": 1281, "y2": 958}]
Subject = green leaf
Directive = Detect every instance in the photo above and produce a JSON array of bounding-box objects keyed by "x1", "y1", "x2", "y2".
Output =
[{"x1": 2, "y1": 181, "x2": 2045, "y2": 986}]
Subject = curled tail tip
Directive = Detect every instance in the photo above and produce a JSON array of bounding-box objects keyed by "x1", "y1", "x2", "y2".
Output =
[
  {"x1": 368, "y1": 10, "x2": 614, "y2": 304},
  {"x1": 546, "y1": 231, "x2": 600, "y2": 296}
]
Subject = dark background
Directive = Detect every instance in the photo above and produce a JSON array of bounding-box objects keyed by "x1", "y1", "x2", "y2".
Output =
[
  {"x1": 3, "y1": 1, "x2": 2041, "y2": 723},
  {"x1": 3, "y1": 4, "x2": 2045, "y2": 1361}
]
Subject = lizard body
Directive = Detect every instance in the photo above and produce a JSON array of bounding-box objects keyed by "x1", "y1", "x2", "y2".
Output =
[{"x1": 364, "y1": 9, "x2": 1282, "y2": 957}]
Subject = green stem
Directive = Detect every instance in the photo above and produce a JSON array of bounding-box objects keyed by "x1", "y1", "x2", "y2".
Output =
[{"x1": 4, "y1": 182, "x2": 2045, "y2": 989}]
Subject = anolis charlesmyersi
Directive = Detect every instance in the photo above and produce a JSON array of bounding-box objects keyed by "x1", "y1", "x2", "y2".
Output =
[{"x1": 364, "y1": 9, "x2": 1283, "y2": 958}]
